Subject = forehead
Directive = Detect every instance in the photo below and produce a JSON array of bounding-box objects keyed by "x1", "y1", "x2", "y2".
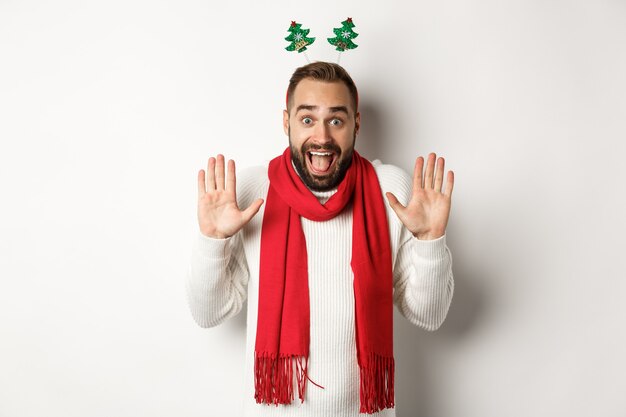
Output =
[{"x1": 292, "y1": 79, "x2": 352, "y2": 110}]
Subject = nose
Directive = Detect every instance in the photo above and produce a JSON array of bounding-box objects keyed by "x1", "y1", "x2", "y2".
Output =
[{"x1": 312, "y1": 121, "x2": 332, "y2": 146}]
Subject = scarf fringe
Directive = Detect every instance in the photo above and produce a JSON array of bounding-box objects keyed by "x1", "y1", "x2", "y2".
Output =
[
  {"x1": 254, "y1": 352, "x2": 325, "y2": 406},
  {"x1": 359, "y1": 353, "x2": 395, "y2": 414}
]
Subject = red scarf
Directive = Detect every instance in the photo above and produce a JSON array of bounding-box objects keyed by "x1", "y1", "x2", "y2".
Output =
[{"x1": 254, "y1": 147, "x2": 395, "y2": 414}]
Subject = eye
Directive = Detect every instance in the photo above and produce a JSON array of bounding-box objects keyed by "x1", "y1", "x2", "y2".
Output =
[
  {"x1": 302, "y1": 117, "x2": 313, "y2": 125},
  {"x1": 329, "y1": 118, "x2": 343, "y2": 127}
]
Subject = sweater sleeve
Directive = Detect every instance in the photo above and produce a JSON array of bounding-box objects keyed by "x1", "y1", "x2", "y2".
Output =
[
  {"x1": 185, "y1": 230, "x2": 250, "y2": 328},
  {"x1": 392, "y1": 231, "x2": 454, "y2": 331},
  {"x1": 373, "y1": 161, "x2": 455, "y2": 331}
]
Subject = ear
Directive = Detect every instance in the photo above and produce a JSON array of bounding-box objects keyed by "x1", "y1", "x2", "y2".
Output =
[
  {"x1": 283, "y1": 109, "x2": 289, "y2": 136},
  {"x1": 354, "y1": 111, "x2": 361, "y2": 136}
]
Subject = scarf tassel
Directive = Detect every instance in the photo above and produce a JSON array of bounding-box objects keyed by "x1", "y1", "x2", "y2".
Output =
[
  {"x1": 359, "y1": 353, "x2": 395, "y2": 414},
  {"x1": 254, "y1": 352, "x2": 325, "y2": 406}
]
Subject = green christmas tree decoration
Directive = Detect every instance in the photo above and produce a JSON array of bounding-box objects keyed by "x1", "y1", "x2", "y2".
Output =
[
  {"x1": 327, "y1": 17, "x2": 359, "y2": 51},
  {"x1": 285, "y1": 21, "x2": 315, "y2": 53}
]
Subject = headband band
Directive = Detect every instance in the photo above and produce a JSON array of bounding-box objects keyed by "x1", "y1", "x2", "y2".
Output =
[{"x1": 285, "y1": 87, "x2": 359, "y2": 113}]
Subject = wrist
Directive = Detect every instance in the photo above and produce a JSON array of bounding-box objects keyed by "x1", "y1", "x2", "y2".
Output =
[
  {"x1": 200, "y1": 227, "x2": 229, "y2": 239},
  {"x1": 413, "y1": 230, "x2": 445, "y2": 240}
]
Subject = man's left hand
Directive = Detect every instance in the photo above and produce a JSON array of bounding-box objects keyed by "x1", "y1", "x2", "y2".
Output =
[{"x1": 386, "y1": 153, "x2": 454, "y2": 240}]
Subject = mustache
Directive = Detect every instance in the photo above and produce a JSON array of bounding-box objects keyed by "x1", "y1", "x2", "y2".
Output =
[{"x1": 301, "y1": 143, "x2": 342, "y2": 154}]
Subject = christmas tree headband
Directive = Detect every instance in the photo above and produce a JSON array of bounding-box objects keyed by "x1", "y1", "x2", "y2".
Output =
[
  {"x1": 284, "y1": 18, "x2": 360, "y2": 110},
  {"x1": 285, "y1": 17, "x2": 359, "y2": 64}
]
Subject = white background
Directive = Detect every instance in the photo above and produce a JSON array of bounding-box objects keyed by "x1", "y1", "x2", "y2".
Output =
[{"x1": 1, "y1": 1, "x2": 625, "y2": 416}]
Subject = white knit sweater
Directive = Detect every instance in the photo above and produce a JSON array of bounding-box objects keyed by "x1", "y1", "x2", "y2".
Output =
[{"x1": 186, "y1": 159, "x2": 454, "y2": 417}]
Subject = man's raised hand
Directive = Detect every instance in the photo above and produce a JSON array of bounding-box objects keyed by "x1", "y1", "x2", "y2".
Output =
[
  {"x1": 197, "y1": 154, "x2": 264, "y2": 239},
  {"x1": 386, "y1": 153, "x2": 454, "y2": 240}
]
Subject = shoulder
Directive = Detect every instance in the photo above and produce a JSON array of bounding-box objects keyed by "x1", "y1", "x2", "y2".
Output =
[
  {"x1": 238, "y1": 164, "x2": 268, "y2": 185},
  {"x1": 370, "y1": 159, "x2": 413, "y2": 206},
  {"x1": 236, "y1": 164, "x2": 269, "y2": 206}
]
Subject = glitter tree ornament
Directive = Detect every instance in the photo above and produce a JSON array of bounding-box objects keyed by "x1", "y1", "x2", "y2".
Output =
[
  {"x1": 327, "y1": 17, "x2": 359, "y2": 52},
  {"x1": 285, "y1": 21, "x2": 316, "y2": 53}
]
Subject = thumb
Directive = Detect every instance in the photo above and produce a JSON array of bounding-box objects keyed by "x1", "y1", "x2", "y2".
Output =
[
  {"x1": 241, "y1": 198, "x2": 264, "y2": 223},
  {"x1": 385, "y1": 192, "x2": 405, "y2": 215}
]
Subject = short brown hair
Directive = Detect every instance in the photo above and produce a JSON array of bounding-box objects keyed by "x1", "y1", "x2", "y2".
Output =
[{"x1": 286, "y1": 61, "x2": 358, "y2": 114}]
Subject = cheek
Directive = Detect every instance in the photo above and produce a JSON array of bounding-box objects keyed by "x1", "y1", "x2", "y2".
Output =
[
  {"x1": 289, "y1": 125, "x2": 309, "y2": 143},
  {"x1": 338, "y1": 129, "x2": 356, "y2": 148},
  {"x1": 288, "y1": 131, "x2": 305, "y2": 150}
]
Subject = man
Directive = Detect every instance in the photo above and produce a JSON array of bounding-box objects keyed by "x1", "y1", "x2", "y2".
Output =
[{"x1": 187, "y1": 62, "x2": 454, "y2": 416}]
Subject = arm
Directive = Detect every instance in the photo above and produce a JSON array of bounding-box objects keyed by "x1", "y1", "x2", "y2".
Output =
[
  {"x1": 185, "y1": 231, "x2": 250, "y2": 328},
  {"x1": 392, "y1": 230, "x2": 454, "y2": 330},
  {"x1": 381, "y1": 154, "x2": 455, "y2": 330},
  {"x1": 186, "y1": 154, "x2": 263, "y2": 328}
]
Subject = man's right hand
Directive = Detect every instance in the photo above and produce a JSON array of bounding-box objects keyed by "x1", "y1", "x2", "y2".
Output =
[{"x1": 197, "y1": 154, "x2": 264, "y2": 239}]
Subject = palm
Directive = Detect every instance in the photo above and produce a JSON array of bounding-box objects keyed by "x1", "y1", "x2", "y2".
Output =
[
  {"x1": 386, "y1": 153, "x2": 454, "y2": 240},
  {"x1": 197, "y1": 154, "x2": 263, "y2": 239},
  {"x1": 198, "y1": 191, "x2": 249, "y2": 238}
]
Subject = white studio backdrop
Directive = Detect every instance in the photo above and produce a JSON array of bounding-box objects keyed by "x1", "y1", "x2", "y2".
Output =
[{"x1": 1, "y1": 1, "x2": 625, "y2": 416}]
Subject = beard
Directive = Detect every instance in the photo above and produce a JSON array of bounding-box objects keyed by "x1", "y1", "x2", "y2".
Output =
[{"x1": 289, "y1": 133, "x2": 356, "y2": 192}]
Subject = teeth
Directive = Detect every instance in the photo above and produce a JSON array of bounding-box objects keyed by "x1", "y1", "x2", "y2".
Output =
[{"x1": 309, "y1": 151, "x2": 332, "y2": 156}]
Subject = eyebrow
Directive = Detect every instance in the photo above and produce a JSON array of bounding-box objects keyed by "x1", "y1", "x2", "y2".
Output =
[{"x1": 295, "y1": 104, "x2": 350, "y2": 115}]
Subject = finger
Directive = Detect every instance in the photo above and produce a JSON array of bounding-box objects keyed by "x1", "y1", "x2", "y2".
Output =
[
  {"x1": 444, "y1": 170, "x2": 454, "y2": 197},
  {"x1": 241, "y1": 198, "x2": 264, "y2": 223},
  {"x1": 434, "y1": 157, "x2": 445, "y2": 192},
  {"x1": 413, "y1": 156, "x2": 424, "y2": 191},
  {"x1": 206, "y1": 157, "x2": 216, "y2": 191},
  {"x1": 197, "y1": 169, "x2": 206, "y2": 198},
  {"x1": 226, "y1": 159, "x2": 236, "y2": 193},
  {"x1": 424, "y1": 153, "x2": 436, "y2": 189},
  {"x1": 215, "y1": 154, "x2": 225, "y2": 190},
  {"x1": 385, "y1": 192, "x2": 406, "y2": 215}
]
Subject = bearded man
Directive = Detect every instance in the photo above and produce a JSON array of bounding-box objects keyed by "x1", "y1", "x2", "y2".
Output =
[{"x1": 187, "y1": 61, "x2": 455, "y2": 417}]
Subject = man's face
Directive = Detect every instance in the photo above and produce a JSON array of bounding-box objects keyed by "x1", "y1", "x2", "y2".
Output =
[{"x1": 283, "y1": 78, "x2": 360, "y2": 191}]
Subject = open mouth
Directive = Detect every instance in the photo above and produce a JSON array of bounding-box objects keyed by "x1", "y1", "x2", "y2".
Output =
[{"x1": 306, "y1": 150, "x2": 337, "y2": 176}]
